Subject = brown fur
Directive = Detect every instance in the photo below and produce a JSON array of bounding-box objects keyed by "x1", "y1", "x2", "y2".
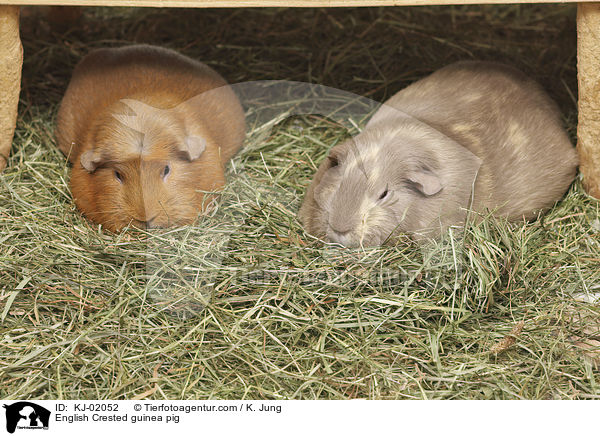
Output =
[
  {"x1": 299, "y1": 61, "x2": 579, "y2": 247},
  {"x1": 56, "y1": 45, "x2": 245, "y2": 231}
]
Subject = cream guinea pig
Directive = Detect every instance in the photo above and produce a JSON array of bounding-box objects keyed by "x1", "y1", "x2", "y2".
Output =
[
  {"x1": 298, "y1": 61, "x2": 578, "y2": 246},
  {"x1": 55, "y1": 44, "x2": 246, "y2": 231}
]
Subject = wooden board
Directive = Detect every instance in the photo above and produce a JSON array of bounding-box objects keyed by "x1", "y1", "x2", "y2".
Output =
[{"x1": 0, "y1": 0, "x2": 590, "y2": 6}]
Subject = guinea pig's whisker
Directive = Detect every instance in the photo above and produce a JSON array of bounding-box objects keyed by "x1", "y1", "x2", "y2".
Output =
[
  {"x1": 358, "y1": 217, "x2": 369, "y2": 247},
  {"x1": 386, "y1": 198, "x2": 399, "y2": 208},
  {"x1": 149, "y1": 199, "x2": 170, "y2": 227}
]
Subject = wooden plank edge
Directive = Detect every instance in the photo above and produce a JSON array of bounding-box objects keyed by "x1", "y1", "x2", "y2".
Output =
[{"x1": 0, "y1": 0, "x2": 588, "y2": 7}]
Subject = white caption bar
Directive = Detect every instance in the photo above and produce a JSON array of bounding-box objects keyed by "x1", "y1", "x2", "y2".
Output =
[{"x1": 0, "y1": 400, "x2": 596, "y2": 435}]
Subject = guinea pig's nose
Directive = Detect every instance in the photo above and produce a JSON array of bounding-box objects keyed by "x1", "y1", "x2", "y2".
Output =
[
  {"x1": 331, "y1": 228, "x2": 351, "y2": 237},
  {"x1": 145, "y1": 215, "x2": 160, "y2": 229},
  {"x1": 329, "y1": 221, "x2": 353, "y2": 236}
]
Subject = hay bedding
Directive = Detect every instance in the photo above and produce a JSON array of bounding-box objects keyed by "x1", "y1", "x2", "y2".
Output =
[{"x1": 1, "y1": 5, "x2": 599, "y2": 399}]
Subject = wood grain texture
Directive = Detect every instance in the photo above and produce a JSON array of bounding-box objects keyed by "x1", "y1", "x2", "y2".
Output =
[
  {"x1": 0, "y1": 6, "x2": 22, "y2": 172},
  {"x1": 0, "y1": 0, "x2": 590, "y2": 6},
  {"x1": 577, "y1": 2, "x2": 600, "y2": 199}
]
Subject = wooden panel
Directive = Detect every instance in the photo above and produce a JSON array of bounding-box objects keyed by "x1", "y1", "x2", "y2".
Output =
[
  {"x1": 0, "y1": 5, "x2": 21, "y2": 173},
  {"x1": 0, "y1": 0, "x2": 588, "y2": 6},
  {"x1": 577, "y1": 2, "x2": 600, "y2": 199}
]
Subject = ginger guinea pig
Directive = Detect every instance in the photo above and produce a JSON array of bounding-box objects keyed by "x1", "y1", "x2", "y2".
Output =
[
  {"x1": 298, "y1": 61, "x2": 578, "y2": 247},
  {"x1": 55, "y1": 44, "x2": 245, "y2": 231}
]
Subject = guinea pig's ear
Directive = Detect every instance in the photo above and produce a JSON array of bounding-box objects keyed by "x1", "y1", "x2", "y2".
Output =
[
  {"x1": 80, "y1": 150, "x2": 104, "y2": 172},
  {"x1": 180, "y1": 136, "x2": 207, "y2": 161},
  {"x1": 326, "y1": 144, "x2": 346, "y2": 169},
  {"x1": 327, "y1": 154, "x2": 340, "y2": 169},
  {"x1": 407, "y1": 168, "x2": 443, "y2": 196}
]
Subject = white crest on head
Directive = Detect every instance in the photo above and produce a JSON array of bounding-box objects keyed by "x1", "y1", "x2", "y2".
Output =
[
  {"x1": 109, "y1": 98, "x2": 209, "y2": 161},
  {"x1": 112, "y1": 99, "x2": 166, "y2": 134}
]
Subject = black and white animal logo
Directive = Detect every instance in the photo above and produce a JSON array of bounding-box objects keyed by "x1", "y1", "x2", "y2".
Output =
[{"x1": 3, "y1": 402, "x2": 50, "y2": 433}]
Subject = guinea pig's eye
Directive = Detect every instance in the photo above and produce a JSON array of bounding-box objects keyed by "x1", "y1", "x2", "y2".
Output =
[
  {"x1": 114, "y1": 171, "x2": 123, "y2": 183},
  {"x1": 328, "y1": 156, "x2": 339, "y2": 168},
  {"x1": 378, "y1": 187, "x2": 390, "y2": 201},
  {"x1": 162, "y1": 165, "x2": 171, "y2": 179}
]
